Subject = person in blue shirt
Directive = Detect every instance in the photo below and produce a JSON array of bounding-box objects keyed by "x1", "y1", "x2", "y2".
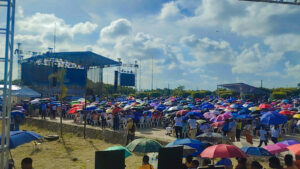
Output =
[{"x1": 222, "y1": 119, "x2": 230, "y2": 136}]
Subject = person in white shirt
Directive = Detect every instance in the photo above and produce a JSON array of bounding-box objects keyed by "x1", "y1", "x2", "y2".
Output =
[
  {"x1": 188, "y1": 115, "x2": 197, "y2": 139},
  {"x1": 174, "y1": 114, "x2": 183, "y2": 138},
  {"x1": 271, "y1": 125, "x2": 280, "y2": 144},
  {"x1": 258, "y1": 126, "x2": 268, "y2": 147}
]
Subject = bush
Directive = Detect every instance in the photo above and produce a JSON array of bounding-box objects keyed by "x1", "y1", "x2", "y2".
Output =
[
  {"x1": 150, "y1": 92, "x2": 161, "y2": 98},
  {"x1": 136, "y1": 92, "x2": 148, "y2": 98},
  {"x1": 271, "y1": 91, "x2": 287, "y2": 100},
  {"x1": 181, "y1": 92, "x2": 191, "y2": 98}
]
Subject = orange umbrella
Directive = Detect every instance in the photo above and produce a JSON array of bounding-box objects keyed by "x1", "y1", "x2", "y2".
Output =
[
  {"x1": 287, "y1": 144, "x2": 300, "y2": 156},
  {"x1": 211, "y1": 121, "x2": 225, "y2": 128}
]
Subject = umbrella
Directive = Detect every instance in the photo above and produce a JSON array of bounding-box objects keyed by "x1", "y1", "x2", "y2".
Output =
[
  {"x1": 200, "y1": 144, "x2": 247, "y2": 158},
  {"x1": 196, "y1": 119, "x2": 206, "y2": 124},
  {"x1": 166, "y1": 138, "x2": 205, "y2": 153},
  {"x1": 237, "y1": 109, "x2": 251, "y2": 115},
  {"x1": 104, "y1": 146, "x2": 132, "y2": 158},
  {"x1": 278, "y1": 140, "x2": 300, "y2": 146},
  {"x1": 249, "y1": 107, "x2": 260, "y2": 112},
  {"x1": 202, "y1": 104, "x2": 214, "y2": 109},
  {"x1": 258, "y1": 104, "x2": 272, "y2": 109},
  {"x1": 241, "y1": 146, "x2": 272, "y2": 156},
  {"x1": 86, "y1": 105, "x2": 97, "y2": 111},
  {"x1": 168, "y1": 106, "x2": 179, "y2": 111},
  {"x1": 185, "y1": 111, "x2": 203, "y2": 118},
  {"x1": 287, "y1": 144, "x2": 300, "y2": 156},
  {"x1": 233, "y1": 114, "x2": 252, "y2": 120},
  {"x1": 279, "y1": 110, "x2": 295, "y2": 115},
  {"x1": 263, "y1": 143, "x2": 288, "y2": 154},
  {"x1": 176, "y1": 110, "x2": 189, "y2": 116},
  {"x1": 196, "y1": 132, "x2": 226, "y2": 143},
  {"x1": 126, "y1": 138, "x2": 162, "y2": 153},
  {"x1": 282, "y1": 99, "x2": 289, "y2": 104},
  {"x1": 260, "y1": 112, "x2": 287, "y2": 125},
  {"x1": 203, "y1": 112, "x2": 216, "y2": 119},
  {"x1": 293, "y1": 114, "x2": 300, "y2": 119},
  {"x1": 0, "y1": 130, "x2": 42, "y2": 149},
  {"x1": 211, "y1": 121, "x2": 225, "y2": 128},
  {"x1": 68, "y1": 107, "x2": 81, "y2": 114},
  {"x1": 230, "y1": 104, "x2": 239, "y2": 109}
]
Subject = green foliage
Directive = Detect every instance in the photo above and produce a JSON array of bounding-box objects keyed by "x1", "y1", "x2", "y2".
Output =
[
  {"x1": 192, "y1": 90, "x2": 212, "y2": 98},
  {"x1": 271, "y1": 91, "x2": 287, "y2": 99},
  {"x1": 136, "y1": 92, "x2": 148, "y2": 98},
  {"x1": 181, "y1": 91, "x2": 192, "y2": 98},
  {"x1": 150, "y1": 92, "x2": 161, "y2": 98}
]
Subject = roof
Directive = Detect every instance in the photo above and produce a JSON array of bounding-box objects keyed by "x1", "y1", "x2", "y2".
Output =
[
  {"x1": 0, "y1": 85, "x2": 41, "y2": 98},
  {"x1": 24, "y1": 51, "x2": 121, "y2": 67},
  {"x1": 218, "y1": 83, "x2": 268, "y2": 95}
]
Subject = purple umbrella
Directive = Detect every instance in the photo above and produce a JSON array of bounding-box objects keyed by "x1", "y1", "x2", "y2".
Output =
[
  {"x1": 150, "y1": 103, "x2": 158, "y2": 107},
  {"x1": 263, "y1": 143, "x2": 288, "y2": 154},
  {"x1": 203, "y1": 112, "x2": 216, "y2": 119},
  {"x1": 278, "y1": 140, "x2": 300, "y2": 146}
]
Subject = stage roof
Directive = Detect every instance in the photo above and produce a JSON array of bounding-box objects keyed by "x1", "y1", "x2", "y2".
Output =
[
  {"x1": 24, "y1": 51, "x2": 121, "y2": 67},
  {"x1": 218, "y1": 83, "x2": 268, "y2": 94}
]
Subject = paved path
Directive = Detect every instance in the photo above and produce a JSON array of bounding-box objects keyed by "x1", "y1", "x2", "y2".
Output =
[{"x1": 31, "y1": 117, "x2": 300, "y2": 148}]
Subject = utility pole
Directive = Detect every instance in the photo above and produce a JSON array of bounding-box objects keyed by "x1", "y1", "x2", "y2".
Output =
[
  {"x1": 261, "y1": 80, "x2": 263, "y2": 88},
  {"x1": 151, "y1": 55, "x2": 153, "y2": 91},
  {"x1": 139, "y1": 56, "x2": 142, "y2": 91}
]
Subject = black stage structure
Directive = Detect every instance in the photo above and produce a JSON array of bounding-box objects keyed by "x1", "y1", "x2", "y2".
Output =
[
  {"x1": 217, "y1": 83, "x2": 269, "y2": 98},
  {"x1": 21, "y1": 51, "x2": 121, "y2": 97}
]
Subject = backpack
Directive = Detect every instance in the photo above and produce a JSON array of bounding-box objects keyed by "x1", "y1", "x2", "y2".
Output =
[{"x1": 129, "y1": 123, "x2": 136, "y2": 133}]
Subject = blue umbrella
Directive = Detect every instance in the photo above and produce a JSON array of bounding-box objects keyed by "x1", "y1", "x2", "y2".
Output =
[
  {"x1": 86, "y1": 105, "x2": 97, "y2": 111},
  {"x1": 166, "y1": 138, "x2": 205, "y2": 156},
  {"x1": 155, "y1": 104, "x2": 166, "y2": 111},
  {"x1": 0, "y1": 130, "x2": 42, "y2": 149},
  {"x1": 202, "y1": 104, "x2": 214, "y2": 109},
  {"x1": 282, "y1": 99, "x2": 289, "y2": 104},
  {"x1": 234, "y1": 114, "x2": 253, "y2": 120},
  {"x1": 241, "y1": 146, "x2": 272, "y2": 156},
  {"x1": 260, "y1": 112, "x2": 287, "y2": 125},
  {"x1": 185, "y1": 111, "x2": 203, "y2": 118},
  {"x1": 238, "y1": 109, "x2": 251, "y2": 115}
]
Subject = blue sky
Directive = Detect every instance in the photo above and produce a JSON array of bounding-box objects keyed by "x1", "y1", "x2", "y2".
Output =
[{"x1": 1, "y1": 0, "x2": 300, "y2": 90}]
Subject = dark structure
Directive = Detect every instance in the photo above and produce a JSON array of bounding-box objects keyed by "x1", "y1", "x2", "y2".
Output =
[
  {"x1": 239, "y1": 0, "x2": 300, "y2": 5},
  {"x1": 120, "y1": 72, "x2": 135, "y2": 87},
  {"x1": 22, "y1": 51, "x2": 120, "y2": 97},
  {"x1": 217, "y1": 83, "x2": 269, "y2": 96}
]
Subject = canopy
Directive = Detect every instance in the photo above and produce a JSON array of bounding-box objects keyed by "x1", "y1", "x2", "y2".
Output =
[
  {"x1": 0, "y1": 85, "x2": 41, "y2": 98},
  {"x1": 218, "y1": 83, "x2": 268, "y2": 95}
]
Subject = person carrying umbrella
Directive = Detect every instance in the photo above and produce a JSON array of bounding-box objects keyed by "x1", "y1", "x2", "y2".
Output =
[
  {"x1": 236, "y1": 119, "x2": 242, "y2": 142},
  {"x1": 174, "y1": 114, "x2": 183, "y2": 138},
  {"x1": 126, "y1": 118, "x2": 137, "y2": 145},
  {"x1": 138, "y1": 155, "x2": 154, "y2": 169}
]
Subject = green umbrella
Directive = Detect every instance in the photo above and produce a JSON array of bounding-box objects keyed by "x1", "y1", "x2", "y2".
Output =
[
  {"x1": 126, "y1": 138, "x2": 163, "y2": 153},
  {"x1": 104, "y1": 146, "x2": 132, "y2": 158}
]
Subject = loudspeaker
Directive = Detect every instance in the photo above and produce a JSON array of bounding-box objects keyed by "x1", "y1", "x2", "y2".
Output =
[
  {"x1": 114, "y1": 71, "x2": 118, "y2": 91},
  {"x1": 95, "y1": 150, "x2": 125, "y2": 169},
  {"x1": 158, "y1": 146, "x2": 183, "y2": 169}
]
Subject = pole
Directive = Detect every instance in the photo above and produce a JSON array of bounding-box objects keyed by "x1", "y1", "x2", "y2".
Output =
[
  {"x1": 83, "y1": 67, "x2": 88, "y2": 139},
  {"x1": 139, "y1": 56, "x2": 142, "y2": 91},
  {"x1": 261, "y1": 80, "x2": 263, "y2": 88},
  {"x1": 151, "y1": 55, "x2": 153, "y2": 91}
]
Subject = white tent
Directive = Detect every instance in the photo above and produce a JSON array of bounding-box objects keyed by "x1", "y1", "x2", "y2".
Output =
[{"x1": 0, "y1": 85, "x2": 41, "y2": 98}]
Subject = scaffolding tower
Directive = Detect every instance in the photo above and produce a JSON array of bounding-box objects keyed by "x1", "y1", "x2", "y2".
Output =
[{"x1": 0, "y1": 0, "x2": 16, "y2": 169}]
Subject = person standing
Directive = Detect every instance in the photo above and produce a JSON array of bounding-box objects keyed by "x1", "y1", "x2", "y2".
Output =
[
  {"x1": 51, "y1": 104, "x2": 57, "y2": 119},
  {"x1": 126, "y1": 118, "x2": 136, "y2": 145},
  {"x1": 271, "y1": 125, "x2": 280, "y2": 144},
  {"x1": 41, "y1": 102, "x2": 46, "y2": 120},
  {"x1": 188, "y1": 115, "x2": 197, "y2": 139},
  {"x1": 236, "y1": 119, "x2": 242, "y2": 142},
  {"x1": 222, "y1": 119, "x2": 230, "y2": 136},
  {"x1": 228, "y1": 119, "x2": 236, "y2": 142},
  {"x1": 244, "y1": 120, "x2": 253, "y2": 144},
  {"x1": 258, "y1": 126, "x2": 268, "y2": 147},
  {"x1": 174, "y1": 114, "x2": 183, "y2": 138}
]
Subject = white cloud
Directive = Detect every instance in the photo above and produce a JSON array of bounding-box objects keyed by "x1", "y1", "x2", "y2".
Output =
[
  {"x1": 99, "y1": 18, "x2": 132, "y2": 43},
  {"x1": 264, "y1": 34, "x2": 300, "y2": 53},
  {"x1": 15, "y1": 12, "x2": 97, "y2": 52},
  {"x1": 232, "y1": 43, "x2": 283, "y2": 74},
  {"x1": 158, "y1": 1, "x2": 183, "y2": 21},
  {"x1": 285, "y1": 61, "x2": 300, "y2": 79},
  {"x1": 181, "y1": 35, "x2": 236, "y2": 65}
]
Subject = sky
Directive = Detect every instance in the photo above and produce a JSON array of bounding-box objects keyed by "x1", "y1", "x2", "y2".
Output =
[{"x1": 0, "y1": 0, "x2": 300, "y2": 91}]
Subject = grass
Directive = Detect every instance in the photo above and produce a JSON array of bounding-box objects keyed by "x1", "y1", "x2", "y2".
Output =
[{"x1": 11, "y1": 124, "x2": 143, "y2": 169}]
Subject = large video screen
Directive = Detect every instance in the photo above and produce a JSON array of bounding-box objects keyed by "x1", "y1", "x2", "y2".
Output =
[
  {"x1": 120, "y1": 73, "x2": 135, "y2": 86},
  {"x1": 22, "y1": 63, "x2": 86, "y2": 87}
]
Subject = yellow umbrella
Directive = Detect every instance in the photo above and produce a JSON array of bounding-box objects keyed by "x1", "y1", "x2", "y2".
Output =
[
  {"x1": 248, "y1": 107, "x2": 260, "y2": 112},
  {"x1": 293, "y1": 114, "x2": 300, "y2": 119}
]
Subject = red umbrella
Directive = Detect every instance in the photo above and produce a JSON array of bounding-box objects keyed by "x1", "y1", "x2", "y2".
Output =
[
  {"x1": 258, "y1": 104, "x2": 272, "y2": 109},
  {"x1": 287, "y1": 144, "x2": 300, "y2": 156},
  {"x1": 72, "y1": 104, "x2": 82, "y2": 108},
  {"x1": 68, "y1": 107, "x2": 82, "y2": 114},
  {"x1": 211, "y1": 121, "x2": 225, "y2": 127},
  {"x1": 176, "y1": 110, "x2": 189, "y2": 116},
  {"x1": 200, "y1": 144, "x2": 247, "y2": 158},
  {"x1": 279, "y1": 110, "x2": 296, "y2": 115}
]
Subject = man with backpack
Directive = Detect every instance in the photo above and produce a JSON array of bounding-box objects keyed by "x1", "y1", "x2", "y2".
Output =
[{"x1": 126, "y1": 118, "x2": 137, "y2": 145}]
